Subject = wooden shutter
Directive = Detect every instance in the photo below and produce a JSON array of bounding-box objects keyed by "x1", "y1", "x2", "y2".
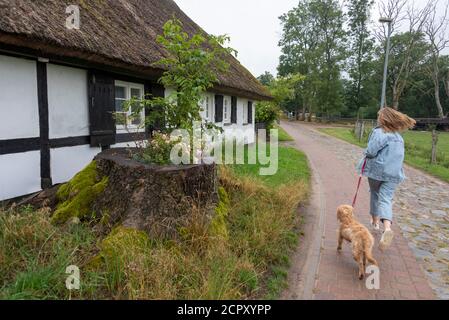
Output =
[
  {"x1": 88, "y1": 71, "x2": 116, "y2": 147},
  {"x1": 248, "y1": 101, "x2": 253, "y2": 124},
  {"x1": 231, "y1": 96, "x2": 237, "y2": 124},
  {"x1": 215, "y1": 95, "x2": 223, "y2": 123},
  {"x1": 144, "y1": 82, "x2": 152, "y2": 135},
  {"x1": 150, "y1": 83, "x2": 166, "y2": 132}
]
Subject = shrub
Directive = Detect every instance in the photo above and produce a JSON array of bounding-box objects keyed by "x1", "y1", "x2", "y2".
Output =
[
  {"x1": 132, "y1": 132, "x2": 183, "y2": 165},
  {"x1": 255, "y1": 102, "x2": 281, "y2": 130}
]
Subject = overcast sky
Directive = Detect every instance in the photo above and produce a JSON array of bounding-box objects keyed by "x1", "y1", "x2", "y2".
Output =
[{"x1": 175, "y1": 0, "x2": 448, "y2": 78}]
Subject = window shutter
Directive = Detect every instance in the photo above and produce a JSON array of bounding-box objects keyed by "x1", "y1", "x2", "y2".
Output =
[
  {"x1": 88, "y1": 71, "x2": 116, "y2": 147},
  {"x1": 144, "y1": 82, "x2": 152, "y2": 135},
  {"x1": 144, "y1": 82, "x2": 165, "y2": 134},
  {"x1": 231, "y1": 96, "x2": 237, "y2": 124},
  {"x1": 215, "y1": 95, "x2": 223, "y2": 123},
  {"x1": 248, "y1": 101, "x2": 253, "y2": 124},
  {"x1": 150, "y1": 83, "x2": 166, "y2": 132}
]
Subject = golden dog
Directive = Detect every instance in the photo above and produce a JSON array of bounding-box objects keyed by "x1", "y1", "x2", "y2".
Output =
[{"x1": 337, "y1": 205, "x2": 378, "y2": 280}]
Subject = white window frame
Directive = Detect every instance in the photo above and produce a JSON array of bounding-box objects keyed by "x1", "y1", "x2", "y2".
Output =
[
  {"x1": 242, "y1": 99, "x2": 248, "y2": 124},
  {"x1": 115, "y1": 80, "x2": 145, "y2": 133},
  {"x1": 201, "y1": 94, "x2": 214, "y2": 122},
  {"x1": 205, "y1": 96, "x2": 210, "y2": 120},
  {"x1": 223, "y1": 97, "x2": 230, "y2": 123}
]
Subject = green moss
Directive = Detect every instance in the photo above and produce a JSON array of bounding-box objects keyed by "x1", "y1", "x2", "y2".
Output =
[
  {"x1": 89, "y1": 226, "x2": 150, "y2": 269},
  {"x1": 210, "y1": 187, "x2": 230, "y2": 239},
  {"x1": 52, "y1": 161, "x2": 108, "y2": 224}
]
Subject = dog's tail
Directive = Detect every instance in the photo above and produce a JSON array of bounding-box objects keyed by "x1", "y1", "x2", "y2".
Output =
[{"x1": 363, "y1": 240, "x2": 378, "y2": 266}]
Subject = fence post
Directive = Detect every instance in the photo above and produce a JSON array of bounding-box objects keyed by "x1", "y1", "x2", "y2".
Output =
[
  {"x1": 359, "y1": 121, "x2": 365, "y2": 142},
  {"x1": 354, "y1": 120, "x2": 360, "y2": 139},
  {"x1": 431, "y1": 128, "x2": 439, "y2": 165}
]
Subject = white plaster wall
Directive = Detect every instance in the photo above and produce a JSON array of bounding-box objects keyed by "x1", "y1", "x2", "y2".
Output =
[
  {"x1": 0, "y1": 55, "x2": 39, "y2": 140},
  {"x1": 162, "y1": 87, "x2": 255, "y2": 143},
  {"x1": 50, "y1": 146, "x2": 101, "y2": 184},
  {"x1": 220, "y1": 97, "x2": 255, "y2": 144},
  {"x1": 47, "y1": 64, "x2": 89, "y2": 139},
  {"x1": 0, "y1": 151, "x2": 41, "y2": 200}
]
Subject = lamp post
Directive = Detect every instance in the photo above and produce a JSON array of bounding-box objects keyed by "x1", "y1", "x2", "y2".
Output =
[{"x1": 379, "y1": 17, "x2": 393, "y2": 109}]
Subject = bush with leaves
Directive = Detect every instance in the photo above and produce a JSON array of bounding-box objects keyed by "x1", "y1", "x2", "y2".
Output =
[
  {"x1": 255, "y1": 102, "x2": 281, "y2": 130},
  {"x1": 124, "y1": 18, "x2": 235, "y2": 133},
  {"x1": 119, "y1": 18, "x2": 235, "y2": 165},
  {"x1": 132, "y1": 132, "x2": 184, "y2": 165}
]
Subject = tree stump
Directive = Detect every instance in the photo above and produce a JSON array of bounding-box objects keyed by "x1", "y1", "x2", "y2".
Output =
[{"x1": 92, "y1": 148, "x2": 218, "y2": 240}]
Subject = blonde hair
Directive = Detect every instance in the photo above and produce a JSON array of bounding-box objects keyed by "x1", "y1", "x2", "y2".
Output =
[{"x1": 378, "y1": 107, "x2": 416, "y2": 132}]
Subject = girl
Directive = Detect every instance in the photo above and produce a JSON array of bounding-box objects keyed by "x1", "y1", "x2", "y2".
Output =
[{"x1": 358, "y1": 107, "x2": 416, "y2": 250}]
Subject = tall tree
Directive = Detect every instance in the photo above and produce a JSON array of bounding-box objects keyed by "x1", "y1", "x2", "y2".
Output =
[
  {"x1": 424, "y1": 0, "x2": 449, "y2": 118},
  {"x1": 376, "y1": 0, "x2": 431, "y2": 109},
  {"x1": 257, "y1": 71, "x2": 275, "y2": 87},
  {"x1": 279, "y1": 0, "x2": 319, "y2": 120},
  {"x1": 311, "y1": 0, "x2": 347, "y2": 117},
  {"x1": 346, "y1": 0, "x2": 376, "y2": 117},
  {"x1": 279, "y1": 0, "x2": 346, "y2": 119}
]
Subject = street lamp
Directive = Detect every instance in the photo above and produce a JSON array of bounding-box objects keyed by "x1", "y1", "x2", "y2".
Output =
[{"x1": 379, "y1": 17, "x2": 393, "y2": 109}]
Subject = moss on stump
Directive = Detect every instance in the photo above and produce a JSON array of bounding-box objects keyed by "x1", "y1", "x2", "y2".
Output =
[
  {"x1": 51, "y1": 149, "x2": 218, "y2": 240},
  {"x1": 52, "y1": 161, "x2": 108, "y2": 224}
]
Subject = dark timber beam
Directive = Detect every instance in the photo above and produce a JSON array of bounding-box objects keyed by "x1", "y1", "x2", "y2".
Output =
[{"x1": 37, "y1": 59, "x2": 52, "y2": 189}]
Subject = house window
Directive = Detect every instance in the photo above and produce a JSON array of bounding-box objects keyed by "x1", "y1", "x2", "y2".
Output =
[
  {"x1": 242, "y1": 100, "x2": 248, "y2": 124},
  {"x1": 114, "y1": 81, "x2": 145, "y2": 131},
  {"x1": 205, "y1": 96, "x2": 210, "y2": 120},
  {"x1": 223, "y1": 98, "x2": 229, "y2": 123}
]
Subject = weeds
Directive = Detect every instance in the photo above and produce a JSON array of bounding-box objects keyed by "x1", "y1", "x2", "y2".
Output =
[{"x1": 1, "y1": 147, "x2": 310, "y2": 300}]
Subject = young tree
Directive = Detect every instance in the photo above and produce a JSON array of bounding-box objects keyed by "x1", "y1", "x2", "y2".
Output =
[{"x1": 153, "y1": 19, "x2": 236, "y2": 130}]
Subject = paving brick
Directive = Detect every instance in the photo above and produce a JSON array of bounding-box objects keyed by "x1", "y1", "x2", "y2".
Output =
[{"x1": 282, "y1": 122, "x2": 438, "y2": 301}]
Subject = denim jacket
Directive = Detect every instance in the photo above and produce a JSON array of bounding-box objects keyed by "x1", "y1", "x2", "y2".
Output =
[{"x1": 357, "y1": 127, "x2": 405, "y2": 184}]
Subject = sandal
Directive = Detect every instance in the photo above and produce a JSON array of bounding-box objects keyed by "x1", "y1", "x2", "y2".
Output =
[{"x1": 380, "y1": 229, "x2": 394, "y2": 251}]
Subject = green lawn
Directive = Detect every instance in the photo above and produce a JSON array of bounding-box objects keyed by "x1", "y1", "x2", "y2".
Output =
[
  {"x1": 319, "y1": 127, "x2": 449, "y2": 182},
  {"x1": 230, "y1": 143, "x2": 310, "y2": 187},
  {"x1": 276, "y1": 125, "x2": 294, "y2": 142}
]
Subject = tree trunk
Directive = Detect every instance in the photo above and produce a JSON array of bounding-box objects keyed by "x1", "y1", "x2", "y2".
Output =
[
  {"x1": 300, "y1": 97, "x2": 307, "y2": 121},
  {"x1": 307, "y1": 105, "x2": 312, "y2": 122},
  {"x1": 434, "y1": 81, "x2": 445, "y2": 119},
  {"x1": 392, "y1": 86, "x2": 399, "y2": 110},
  {"x1": 445, "y1": 69, "x2": 449, "y2": 100},
  {"x1": 93, "y1": 149, "x2": 218, "y2": 240}
]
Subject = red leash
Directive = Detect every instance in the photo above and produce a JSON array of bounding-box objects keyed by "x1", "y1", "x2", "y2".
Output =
[{"x1": 352, "y1": 158, "x2": 367, "y2": 208}]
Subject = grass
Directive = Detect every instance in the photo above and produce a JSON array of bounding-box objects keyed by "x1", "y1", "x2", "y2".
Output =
[
  {"x1": 230, "y1": 143, "x2": 310, "y2": 188},
  {"x1": 319, "y1": 127, "x2": 449, "y2": 182},
  {"x1": 0, "y1": 143, "x2": 310, "y2": 300},
  {"x1": 276, "y1": 125, "x2": 294, "y2": 142}
]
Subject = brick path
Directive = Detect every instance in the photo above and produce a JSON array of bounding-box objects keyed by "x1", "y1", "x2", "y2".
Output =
[{"x1": 282, "y1": 121, "x2": 437, "y2": 300}]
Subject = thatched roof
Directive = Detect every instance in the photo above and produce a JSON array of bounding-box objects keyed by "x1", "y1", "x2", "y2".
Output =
[{"x1": 0, "y1": 0, "x2": 271, "y2": 100}]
